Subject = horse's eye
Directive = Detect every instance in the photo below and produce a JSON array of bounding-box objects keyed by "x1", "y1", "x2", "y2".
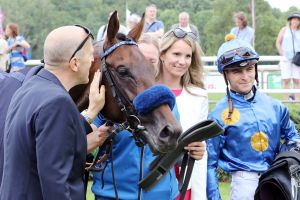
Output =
[{"x1": 117, "y1": 66, "x2": 130, "y2": 77}]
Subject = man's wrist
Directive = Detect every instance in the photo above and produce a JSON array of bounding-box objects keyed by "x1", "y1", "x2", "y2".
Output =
[{"x1": 81, "y1": 109, "x2": 93, "y2": 124}]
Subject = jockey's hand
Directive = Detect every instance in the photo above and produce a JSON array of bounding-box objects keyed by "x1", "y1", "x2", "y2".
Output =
[
  {"x1": 184, "y1": 141, "x2": 206, "y2": 160},
  {"x1": 87, "y1": 123, "x2": 113, "y2": 153},
  {"x1": 87, "y1": 70, "x2": 105, "y2": 120}
]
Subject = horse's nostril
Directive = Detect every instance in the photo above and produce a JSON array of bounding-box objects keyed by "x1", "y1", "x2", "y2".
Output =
[
  {"x1": 157, "y1": 124, "x2": 181, "y2": 153},
  {"x1": 160, "y1": 125, "x2": 172, "y2": 138}
]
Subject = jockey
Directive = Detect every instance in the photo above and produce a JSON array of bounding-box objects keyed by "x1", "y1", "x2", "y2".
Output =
[{"x1": 206, "y1": 34, "x2": 300, "y2": 200}]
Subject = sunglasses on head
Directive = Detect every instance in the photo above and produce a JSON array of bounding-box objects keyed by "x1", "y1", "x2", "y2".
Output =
[
  {"x1": 69, "y1": 24, "x2": 94, "y2": 61},
  {"x1": 165, "y1": 27, "x2": 197, "y2": 41},
  {"x1": 219, "y1": 47, "x2": 256, "y2": 66}
]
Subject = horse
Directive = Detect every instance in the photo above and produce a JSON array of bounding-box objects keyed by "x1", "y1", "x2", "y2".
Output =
[{"x1": 69, "y1": 11, "x2": 182, "y2": 154}]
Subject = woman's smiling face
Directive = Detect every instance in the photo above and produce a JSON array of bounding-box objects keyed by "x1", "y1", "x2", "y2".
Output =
[{"x1": 160, "y1": 39, "x2": 192, "y2": 79}]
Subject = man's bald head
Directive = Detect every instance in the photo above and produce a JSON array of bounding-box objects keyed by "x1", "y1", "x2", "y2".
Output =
[{"x1": 43, "y1": 26, "x2": 87, "y2": 67}]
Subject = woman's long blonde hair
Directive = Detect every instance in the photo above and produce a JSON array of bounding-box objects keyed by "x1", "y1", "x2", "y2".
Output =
[{"x1": 156, "y1": 29, "x2": 205, "y2": 91}]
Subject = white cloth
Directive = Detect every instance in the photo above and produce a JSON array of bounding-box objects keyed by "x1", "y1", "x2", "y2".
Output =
[
  {"x1": 180, "y1": 26, "x2": 192, "y2": 33},
  {"x1": 281, "y1": 27, "x2": 300, "y2": 60},
  {"x1": 96, "y1": 24, "x2": 128, "y2": 41},
  {"x1": 230, "y1": 171, "x2": 260, "y2": 200},
  {"x1": 279, "y1": 56, "x2": 300, "y2": 79},
  {"x1": 176, "y1": 85, "x2": 208, "y2": 200}
]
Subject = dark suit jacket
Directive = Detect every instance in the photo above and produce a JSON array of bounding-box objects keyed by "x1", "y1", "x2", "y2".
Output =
[
  {"x1": 0, "y1": 68, "x2": 87, "y2": 200},
  {"x1": 0, "y1": 67, "x2": 33, "y2": 184}
]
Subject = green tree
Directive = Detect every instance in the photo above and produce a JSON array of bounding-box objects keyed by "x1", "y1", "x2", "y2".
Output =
[{"x1": 1, "y1": 0, "x2": 300, "y2": 59}]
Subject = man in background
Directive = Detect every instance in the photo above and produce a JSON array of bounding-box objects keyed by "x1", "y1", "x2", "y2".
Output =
[
  {"x1": 143, "y1": 4, "x2": 164, "y2": 38},
  {"x1": 171, "y1": 12, "x2": 200, "y2": 43}
]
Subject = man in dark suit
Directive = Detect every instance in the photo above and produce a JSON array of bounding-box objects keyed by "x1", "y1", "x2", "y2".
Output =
[
  {"x1": 0, "y1": 25, "x2": 109, "y2": 200},
  {"x1": 0, "y1": 67, "x2": 41, "y2": 185}
]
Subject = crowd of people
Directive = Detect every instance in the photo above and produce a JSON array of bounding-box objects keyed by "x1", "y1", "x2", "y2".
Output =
[{"x1": 0, "y1": 3, "x2": 300, "y2": 200}]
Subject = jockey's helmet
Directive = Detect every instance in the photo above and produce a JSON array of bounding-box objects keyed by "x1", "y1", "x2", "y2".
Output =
[{"x1": 216, "y1": 34, "x2": 259, "y2": 74}]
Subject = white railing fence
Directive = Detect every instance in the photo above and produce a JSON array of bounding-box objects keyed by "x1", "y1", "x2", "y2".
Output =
[{"x1": 25, "y1": 56, "x2": 300, "y2": 102}]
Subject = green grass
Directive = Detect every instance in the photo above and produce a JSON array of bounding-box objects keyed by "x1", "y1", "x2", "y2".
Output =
[
  {"x1": 86, "y1": 181, "x2": 230, "y2": 200},
  {"x1": 86, "y1": 181, "x2": 93, "y2": 200},
  {"x1": 219, "y1": 182, "x2": 230, "y2": 200}
]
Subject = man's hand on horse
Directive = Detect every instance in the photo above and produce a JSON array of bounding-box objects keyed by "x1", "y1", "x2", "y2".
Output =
[
  {"x1": 87, "y1": 70, "x2": 105, "y2": 120},
  {"x1": 184, "y1": 141, "x2": 206, "y2": 160},
  {"x1": 87, "y1": 123, "x2": 113, "y2": 153}
]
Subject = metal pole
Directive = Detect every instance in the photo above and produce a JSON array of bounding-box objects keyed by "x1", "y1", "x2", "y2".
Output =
[{"x1": 251, "y1": 0, "x2": 256, "y2": 48}]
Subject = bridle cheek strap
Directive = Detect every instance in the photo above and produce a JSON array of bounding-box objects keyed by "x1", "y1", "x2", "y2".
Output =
[{"x1": 133, "y1": 85, "x2": 176, "y2": 115}]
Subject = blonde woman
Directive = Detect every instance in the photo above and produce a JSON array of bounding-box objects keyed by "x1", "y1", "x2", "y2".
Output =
[{"x1": 156, "y1": 27, "x2": 207, "y2": 200}]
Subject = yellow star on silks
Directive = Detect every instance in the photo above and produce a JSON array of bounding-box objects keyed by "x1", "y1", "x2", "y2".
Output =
[
  {"x1": 251, "y1": 132, "x2": 269, "y2": 152},
  {"x1": 221, "y1": 108, "x2": 240, "y2": 125}
]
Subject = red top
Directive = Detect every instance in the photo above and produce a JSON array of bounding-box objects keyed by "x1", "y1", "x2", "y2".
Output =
[{"x1": 172, "y1": 89, "x2": 182, "y2": 97}]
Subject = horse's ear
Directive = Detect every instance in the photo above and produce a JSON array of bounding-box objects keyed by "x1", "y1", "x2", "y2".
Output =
[
  {"x1": 127, "y1": 13, "x2": 145, "y2": 42},
  {"x1": 106, "y1": 10, "x2": 119, "y2": 46}
]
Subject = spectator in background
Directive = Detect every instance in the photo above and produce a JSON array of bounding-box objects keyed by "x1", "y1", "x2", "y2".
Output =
[
  {"x1": 276, "y1": 13, "x2": 300, "y2": 101},
  {"x1": 143, "y1": 4, "x2": 164, "y2": 38},
  {"x1": 0, "y1": 34, "x2": 8, "y2": 72},
  {"x1": 5, "y1": 23, "x2": 30, "y2": 72},
  {"x1": 97, "y1": 12, "x2": 128, "y2": 41},
  {"x1": 171, "y1": 12, "x2": 200, "y2": 43},
  {"x1": 230, "y1": 11, "x2": 254, "y2": 46},
  {"x1": 127, "y1": 13, "x2": 141, "y2": 31},
  {"x1": 156, "y1": 27, "x2": 208, "y2": 200},
  {"x1": 138, "y1": 33, "x2": 159, "y2": 71}
]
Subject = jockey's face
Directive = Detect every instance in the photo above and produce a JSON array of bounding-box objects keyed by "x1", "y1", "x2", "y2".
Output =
[{"x1": 225, "y1": 64, "x2": 255, "y2": 94}]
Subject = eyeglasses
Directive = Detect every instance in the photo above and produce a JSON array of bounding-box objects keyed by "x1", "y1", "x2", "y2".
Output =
[
  {"x1": 69, "y1": 24, "x2": 94, "y2": 61},
  {"x1": 219, "y1": 47, "x2": 257, "y2": 66},
  {"x1": 165, "y1": 27, "x2": 197, "y2": 41}
]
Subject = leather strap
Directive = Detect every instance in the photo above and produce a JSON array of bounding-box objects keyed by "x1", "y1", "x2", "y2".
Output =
[
  {"x1": 139, "y1": 119, "x2": 224, "y2": 190},
  {"x1": 178, "y1": 153, "x2": 195, "y2": 200}
]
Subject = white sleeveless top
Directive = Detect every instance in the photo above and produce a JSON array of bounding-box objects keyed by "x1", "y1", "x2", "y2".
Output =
[{"x1": 282, "y1": 27, "x2": 300, "y2": 60}]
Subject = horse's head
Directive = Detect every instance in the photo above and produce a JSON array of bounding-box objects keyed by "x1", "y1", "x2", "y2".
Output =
[{"x1": 70, "y1": 11, "x2": 181, "y2": 154}]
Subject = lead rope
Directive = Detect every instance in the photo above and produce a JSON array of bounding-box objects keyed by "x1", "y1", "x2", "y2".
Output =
[
  {"x1": 138, "y1": 146, "x2": 145, "y2": 200},
  {"x1": 110, "y1": 142, "x2": 119, "y2": 200},
  {"x1": 178, "y1": 153, "x2": 195, "y2": 200}
]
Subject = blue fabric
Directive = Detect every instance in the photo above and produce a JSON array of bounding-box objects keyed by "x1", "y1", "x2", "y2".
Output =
[
  {"x1": 133, "y1": 85, "x2": 176, "y2": 115},
  {"x1": 144, "y1": 20, "x2": 164, "y2": 33},
  {"x1": 206, "y1": 90, "x2": 300, "y2": 200},
  {"x1": 0, "y1": 67, "x2": 40, "y2": 185},
  {"x1": 0, "y1": 71, "x2": 9, "y2": 80},
  {"x1": 230, "y1": 26, "x2": 254, "y2": 45},
  {"x1": 7, "y1": 35, "x2": 26, "y2": 69},
  {"x1": 92, "y1": 104, "x2": 180, "y2": 200}
]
